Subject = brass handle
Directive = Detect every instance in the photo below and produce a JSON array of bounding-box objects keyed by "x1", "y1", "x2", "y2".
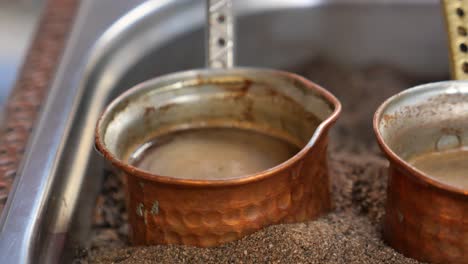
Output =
[
  {"x1": 206, "y1": 0, "x2": 235, "y2": 69},
  {"x1": 442, "y1": 0, "x2": 468, "y2": 80}
]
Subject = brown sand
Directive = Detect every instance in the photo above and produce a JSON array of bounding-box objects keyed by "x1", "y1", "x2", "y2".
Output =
[{"x1": 79, "y1": 59, "x2": 438, "y2": 263}]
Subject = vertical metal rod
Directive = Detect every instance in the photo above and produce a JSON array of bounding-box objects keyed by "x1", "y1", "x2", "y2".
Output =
[
  {"x1": 442, "y1": 0, "x2": 468, "y2": 80},
  {"x1": 206, "y1": 0, "x2": 235, "y2": 68}
]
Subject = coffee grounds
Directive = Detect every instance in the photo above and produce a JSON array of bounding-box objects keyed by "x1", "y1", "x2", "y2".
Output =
[{"x1": 79, "y1": 59, "x2": 438, "y2": 263}]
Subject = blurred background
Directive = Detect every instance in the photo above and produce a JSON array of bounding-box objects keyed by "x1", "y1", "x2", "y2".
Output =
[{"x1": 0, "y1": 0, "x2": 44, "y2": 110}]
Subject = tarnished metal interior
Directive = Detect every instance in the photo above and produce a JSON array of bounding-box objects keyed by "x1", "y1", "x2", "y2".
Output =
[
  {"x1": 0, "y1": 0, "x2": 449, "y2": 263},
  {"x1": 376, "y1": 81, "x2": 468, "y2": 160},
  {"x1": 99, "y1": 69, "x2": 335, "y2": 166}
]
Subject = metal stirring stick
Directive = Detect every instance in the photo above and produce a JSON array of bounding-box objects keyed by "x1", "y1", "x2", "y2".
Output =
[
  {"x1": 442, "y1": 0, "x2": 468, "y2": 80},
  {"x1": 206, "y1": 0, "x2": 235, "y2": 68}
]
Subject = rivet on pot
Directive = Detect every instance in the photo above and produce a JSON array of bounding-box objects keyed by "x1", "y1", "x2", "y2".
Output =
[
  {"x1": 436, "y1": 133, "x2": 461, "y2": 151},
  {"x1": 144, "y1": 210, "x2": 148, "y2": 225},
  {"x1": 136, "y1": 203, "x2": 144, "y2": 217},
  {"x1": 397, "y1": 210, "x2": 404, "y2": 223},
  {"x1": 151, "y1": 201, "x2": 159, "y2": 215}
]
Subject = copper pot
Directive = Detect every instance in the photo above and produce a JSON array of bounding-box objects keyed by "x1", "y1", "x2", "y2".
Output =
[
  {"x1": 374, "y1": 81, "x2": 468, "y2": 264},
  {"x1": 95, "y1": 68, "x2": 341, "y2": 247}
]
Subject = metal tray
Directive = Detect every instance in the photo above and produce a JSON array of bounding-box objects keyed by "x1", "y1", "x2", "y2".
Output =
[{"x1": 0, "y1": 0, "x2": 448, "y2": 263}]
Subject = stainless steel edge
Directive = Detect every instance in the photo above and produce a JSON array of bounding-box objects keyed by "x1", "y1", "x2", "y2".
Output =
[
  {"x1": 0, "y1": 0, "x2": 445, "y2": 263},
  {"x1": 0, "y1": 0, "x2": 150, "y2": 263}
]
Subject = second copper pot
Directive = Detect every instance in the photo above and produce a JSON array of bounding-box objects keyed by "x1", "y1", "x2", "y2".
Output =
[{"x1": 374, "y1": 81, "x2": 468, "y2": 264}]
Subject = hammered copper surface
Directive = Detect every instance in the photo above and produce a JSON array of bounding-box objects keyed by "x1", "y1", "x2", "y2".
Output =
[
  {"x1": 0, "y1": 0, "x2": 78, "y2": 213},
  {"x1": 383, "y1": 164, "x2": 468, "y2": 264}
]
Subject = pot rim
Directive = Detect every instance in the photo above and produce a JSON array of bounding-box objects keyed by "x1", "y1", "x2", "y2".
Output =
[
  {"x1": 95, "y1": 67, "x2": 341, "y2": 187},
  {"x1": 373, "y1": 80, "x2": 468, "y2": 196}
]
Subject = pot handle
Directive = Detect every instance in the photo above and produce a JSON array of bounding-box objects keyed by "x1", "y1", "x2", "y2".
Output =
[
  {"x1": 206, "y1": 0, "x2": 235, "y2": 69},
  {"x1": 442, "y1": 0, "x2": 468, "y2": 80}
]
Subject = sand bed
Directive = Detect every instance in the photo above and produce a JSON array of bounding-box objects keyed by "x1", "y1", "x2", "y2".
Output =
[{"x1": 78, "y1": 59, "x2": 438, "y2": 263}]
